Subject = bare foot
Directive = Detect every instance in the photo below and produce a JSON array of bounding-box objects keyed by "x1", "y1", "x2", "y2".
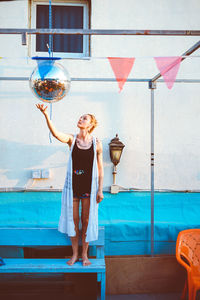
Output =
[
  {"x1": 67, "y1": 255, "x2": 79, "y2": 266},
  {"x1": 82, "y1": 256, "x2": 91, "y2": 266}
]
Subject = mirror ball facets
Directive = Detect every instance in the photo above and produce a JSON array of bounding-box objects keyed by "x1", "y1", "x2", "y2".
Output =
[{"x1": 29, "y1": 59, "x2": 71, "y2": 103}]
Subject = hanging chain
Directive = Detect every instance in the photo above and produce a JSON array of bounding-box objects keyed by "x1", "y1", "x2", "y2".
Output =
[
  {"x1": 49, "y1": 0, "x2": 53, "y2": 57},
  {"x1": 49, "y1": 0, "x2": 53, "y2": 143}
]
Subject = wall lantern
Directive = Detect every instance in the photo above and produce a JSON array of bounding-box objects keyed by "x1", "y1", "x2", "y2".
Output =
[{"x1": 109, "y1": 134, "x2": 125, "y2": 193}]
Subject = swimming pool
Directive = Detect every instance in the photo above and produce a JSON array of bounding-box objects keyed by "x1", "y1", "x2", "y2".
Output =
[{"x1": 0, "y1": 191, "x2": 199, "y2": 255}]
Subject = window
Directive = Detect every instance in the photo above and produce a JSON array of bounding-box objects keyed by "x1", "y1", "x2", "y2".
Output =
[{"x1": 31, "y1": 1, "x2": 90, "y2": 58}]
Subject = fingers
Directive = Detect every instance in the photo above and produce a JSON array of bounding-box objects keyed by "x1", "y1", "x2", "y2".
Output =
[
  {"x1": 35, "y1": 103, "x2": 48, "y2": 112},
  {"x1": 36, "y1": 103, "x2": 44, "y2": 110},
  {"x1": 36, "y1": 103, "x2": 42, "y2": 110}
]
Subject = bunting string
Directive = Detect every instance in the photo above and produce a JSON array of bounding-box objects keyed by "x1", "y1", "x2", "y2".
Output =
[
  {"x1": 107, "y1": 56, "x2": 183, "y2": 91},
  {"x1": 1, "y1": 55, "x2": 199, "y2": 90},
  {"x1": 0, "y1": 55, "x2": 200, "y2": 59}
]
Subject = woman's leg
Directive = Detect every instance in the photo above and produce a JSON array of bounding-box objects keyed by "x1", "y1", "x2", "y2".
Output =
[
  {"x1": 81, "y1": 197, "x2": 91, "y2": 266},
  {"x1": 67, "y1": 197, "x2": 80, "y2": 265}
]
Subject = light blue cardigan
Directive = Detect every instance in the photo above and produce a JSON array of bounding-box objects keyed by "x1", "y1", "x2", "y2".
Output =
[{"x1": 58, "y1": 135, "x2": 99, "y2": 242}]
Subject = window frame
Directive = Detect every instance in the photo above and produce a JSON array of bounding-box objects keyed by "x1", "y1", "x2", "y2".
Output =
[{"x1": 30, "y1": 0, "x2": 90, "y2": 58}]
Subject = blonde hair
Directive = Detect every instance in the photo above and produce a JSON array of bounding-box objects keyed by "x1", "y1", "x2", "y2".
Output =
[{"x1": 88, "y1": 114, "x2": 98, "y2": 134}]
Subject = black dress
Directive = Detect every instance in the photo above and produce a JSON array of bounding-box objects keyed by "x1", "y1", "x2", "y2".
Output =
[{"x1": 72, "y1": 140, "x2": 94, "y2": 197}]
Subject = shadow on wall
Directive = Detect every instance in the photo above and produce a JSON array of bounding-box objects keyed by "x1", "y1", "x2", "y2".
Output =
[
  {"x1": 0, "y1": 89, "x2": 128, "y2": 189},
  {"x1": 0, "y1": 138, "x2": 113, "y2": 189},
  {"x1": 0, "y1": 138, "x2": 68, "y2": 187}
]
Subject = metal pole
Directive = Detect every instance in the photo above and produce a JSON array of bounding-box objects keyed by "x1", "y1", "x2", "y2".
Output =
[
  {"x1": 0, "y1": 77, "x2": 150, "y2": 82},
  {"x1": 149, "y1": 40, "x2": 200, "y2": 256},
  {"x1": 0, "y1": 29, "x2": 200, "y2": 36},
  {"x1": 113, "y1": 166, "x2": 117, "y2": 185},
  {"x1": 149, "y1": 80, "x2": 156, "y2": 256},
  {"x1": 0, "y1": 77, "x2": 200, "y2": 83}
]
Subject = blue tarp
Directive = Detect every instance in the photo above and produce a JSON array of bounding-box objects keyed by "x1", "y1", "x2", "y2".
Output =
[{"x1": 0, "y1": 192, "x2": 200, "y2": 255}]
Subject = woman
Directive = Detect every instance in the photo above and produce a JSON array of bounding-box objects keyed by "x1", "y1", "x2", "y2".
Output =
[{"x1": 36, "y1": 104, "x2": 104, "y2": 266}]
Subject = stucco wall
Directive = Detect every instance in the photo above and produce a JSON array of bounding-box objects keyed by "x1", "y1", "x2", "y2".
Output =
[{"x1": 0, "y1": 0, "x2": 200, "y2": 191}]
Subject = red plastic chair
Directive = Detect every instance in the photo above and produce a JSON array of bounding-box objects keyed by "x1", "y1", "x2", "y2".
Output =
[{"x1": 176, "y1": 229, "x2": 200, "y2": 300}]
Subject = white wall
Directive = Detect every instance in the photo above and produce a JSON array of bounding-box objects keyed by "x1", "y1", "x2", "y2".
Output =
[{"x1": 0, "y1": 0, "x2": 200, "y2": 191}]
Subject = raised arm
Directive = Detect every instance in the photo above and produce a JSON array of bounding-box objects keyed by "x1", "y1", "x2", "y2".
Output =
[{"x1": 36, "y1": 104, "x2": 73, "y2": 145}]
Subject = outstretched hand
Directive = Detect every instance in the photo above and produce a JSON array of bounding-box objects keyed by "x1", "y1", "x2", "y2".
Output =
[{"x1": 36, "y1": 103, "x2": 48, "y2": 115}]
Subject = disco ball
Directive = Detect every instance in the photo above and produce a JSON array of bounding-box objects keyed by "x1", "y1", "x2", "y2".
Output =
[{"x1": 29, "y1": 57, "x2": 71, "y2": 103}]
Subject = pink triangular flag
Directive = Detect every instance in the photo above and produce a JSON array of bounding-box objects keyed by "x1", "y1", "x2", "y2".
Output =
[
  {"x1": 108, "y1": 57, "x2": 135, "y2": 92},
  {"x1": 154, "y1": 56, "x2": 182, "y2": 89}
]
